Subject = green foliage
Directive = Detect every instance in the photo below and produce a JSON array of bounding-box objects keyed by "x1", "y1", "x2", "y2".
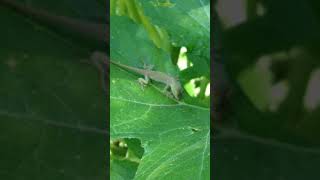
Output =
[
  {"x1": 111, "y1": 158, "x2": 138, "y2": 180},
  {"x1": 214, "y1": 0, "x2": 320, "y2": 179},
  {"x1": 0, "y1": 1, "x2": 107, "y2": 179},
  {"x1": 110, "y1": 0, "x2": 210, "y2": 179}
]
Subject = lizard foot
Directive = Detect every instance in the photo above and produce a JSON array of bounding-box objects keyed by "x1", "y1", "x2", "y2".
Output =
[
  {"x1": 138, "y1": 78, "x2": 148, "y2": 91},
  {"x1": 162, "y1": 85, "x2": 174, "y2": 99},
  {"x1": 164, "y1": 90, "x2": 175, "y2": 99}
]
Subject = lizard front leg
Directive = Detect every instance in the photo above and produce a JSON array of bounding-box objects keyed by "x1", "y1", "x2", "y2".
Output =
[
  {"x1": 137, "y1": 62, "x2": 153, "y2": 91},
  {"x1": 137, "y1": 75, "x2": 150, "y2": 91},
  {"x1": 143, "y1": 63, "x2": 154, "y2": 70}
]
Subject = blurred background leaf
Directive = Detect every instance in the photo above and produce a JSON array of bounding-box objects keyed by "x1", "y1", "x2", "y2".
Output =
[
  {"x1": 214, "y1": 0, "x2": 320, "y2": 179},
  {"x1": 0, "y1": 0, "x2": 108, "y2": 179}
]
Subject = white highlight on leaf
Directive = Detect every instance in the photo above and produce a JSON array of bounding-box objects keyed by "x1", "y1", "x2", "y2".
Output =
[
  {"x1": 177, "y1": 46, "x2": 189, "y2": 70},
  {"x1": 205, "y1": 83, "x2": 210, "y2": 96}
]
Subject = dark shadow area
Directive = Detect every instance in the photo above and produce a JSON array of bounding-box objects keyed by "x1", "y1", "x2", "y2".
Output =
[{"x1": 0, "y1": 0, "x2": 109, "y2": 179}]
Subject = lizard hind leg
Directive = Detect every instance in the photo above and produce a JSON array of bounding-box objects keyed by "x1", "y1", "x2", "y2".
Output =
[{"x1": 162, "y1": 84, "x2": 174, "y2": 99}]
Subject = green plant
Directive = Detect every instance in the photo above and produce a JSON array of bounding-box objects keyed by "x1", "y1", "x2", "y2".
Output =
[{"x1": 110, "y1": 0, "x2": 210, "y2": 179}]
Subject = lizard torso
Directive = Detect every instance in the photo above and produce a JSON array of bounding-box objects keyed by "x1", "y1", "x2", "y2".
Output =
[
  {"x1": 110, "y1": 61, "x2": 173, "y2": 84},
  {"x1": 110, "y1": 60, "x2": 182, "y2": 100}
]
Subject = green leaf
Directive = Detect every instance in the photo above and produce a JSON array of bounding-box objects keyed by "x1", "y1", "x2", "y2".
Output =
[
  {"x1": 0, "y1": 2, "x2": 107, "y2": 179},
  {"x1": 111, "y1": 159, "x2": 139, "y2": 180},
  {"x1": 110, "y1": 15, "x2": 210, "y2": 179},
  {"x1": 139, "y1": 0, "x2": 210, "y2": 76},
  {"x1": 214, "y1": 1, "x2": 320, "y2": 179},
  {"x1": 237, "y1": 64, "x2": 272, "y2": 111},
  {"x1": 110, "y1": 15, "x2": 176, "y2": 76}
]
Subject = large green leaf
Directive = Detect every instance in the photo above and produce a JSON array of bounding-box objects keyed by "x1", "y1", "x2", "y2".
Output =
[
  {"x1": 110, "y1": 15, "x2": 210, "y2": 179},
  {"x1": 0, "y1": 1, "x2": 107, "y2": 179}
]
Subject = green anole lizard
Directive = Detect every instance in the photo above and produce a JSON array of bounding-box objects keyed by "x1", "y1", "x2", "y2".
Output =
[
  {"x1": 90, "y1": 52, "x2": 183, "y2": 100},
  {"x1": 0, "y1": 0, "x2": 183, "y2": 100}
]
